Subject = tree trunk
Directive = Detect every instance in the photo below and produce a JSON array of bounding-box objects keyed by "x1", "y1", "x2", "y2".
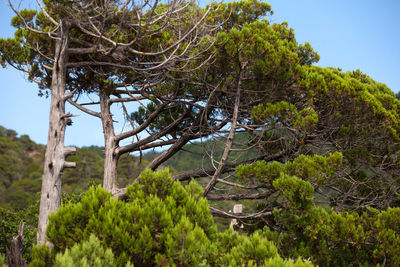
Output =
[
  {"x1": 6, "y1": 223, "x2": 26, "y2": 267},
  {"x1": 100, "y1": 91, "x2": 119, "y2": 192},
  {"x1": 37, "y1": 21, "x2": 76, "y2": 246}
]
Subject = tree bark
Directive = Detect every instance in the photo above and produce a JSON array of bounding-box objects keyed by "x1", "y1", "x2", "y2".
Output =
[
  {"x1": 6, "y1": 223, "x2": 26, "y2": 267},
  {"x1": 37, "y1": 21, "x2": 76, "y2": 246},
  {"x1": 99, "y1": 91, "x2": 119, "y2": 192}
]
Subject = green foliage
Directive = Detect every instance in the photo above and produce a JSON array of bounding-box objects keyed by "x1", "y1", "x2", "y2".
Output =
[
  {"x1": 216, "y1": 229, "x2": 313, "y2": 266},
  {"x1": 54, "y1": 234, "x2": 116, "y2": 267},
  {"x1": 46, "y1": 169, "x2": 311, "y2": 266},
  {"x1": 30, "y1": 244, "x2": 53, "y2": 267},
  {"x1": 0, "y1": 183, "x2": 83, "y2": 265},
  {"x1": 236, "y1": 152, "x2": 400, "y2": 266},
  {"x1": 47, "y1": 169, "x2": 216, "y2": 266},
  {"x1": 218, "y1": 229, "x2": 278, "y2": 265},
  {"x1": 215, "y1": 18, "x2": 318, "y2": 90},
  {"x1": 0, "y1": 202, "x2": 38, "y2": 262},
  {"x1": 209, "y1": 0, "x2": 273, "y2": 31},
  {"x1": 300, "y1": 66, "x2": 400, "y2": 138},
  {"x1": 0, "y1": 126, "x2": 148, "y2": 210},
  {"x1": 252, "y1": 101, "x2": 318, "y2": 132},
  {"x1": 273, "y1": 174, "x2": 314, "y2": 210},
  {"x1": 297, "y1": 66, "x2": 400, "y2": 209},
  {"x1": 269, "y1": 205, "x2": 400, "y2": 266},
  {"x1": 1, "y1": 0, "x2": 400, "y2": 265},
  {"x1": 373, "y1": 208, "x2": 400, "y2": 263},
  {"x1": 0, "y1": 128, "x2": 43, "y2": 209},
  {"x1": 0, "y1": 253, "x2": 5, "y2": 267},
  {"x1": 237, "y1": 152, "x2": 342, "y2": 187},
  {"x1": 248, "y1": 64, "x2": 400, "y2": 210}
]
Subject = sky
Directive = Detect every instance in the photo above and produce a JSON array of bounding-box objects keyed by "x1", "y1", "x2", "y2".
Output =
[{"x1": 0, "y1": 0, "x2": 399, "y2": 147}]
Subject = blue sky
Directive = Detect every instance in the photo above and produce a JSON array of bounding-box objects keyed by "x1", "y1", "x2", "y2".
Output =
[{"x1": 0, "y1": 0, "x2": 399, "y2": 147}]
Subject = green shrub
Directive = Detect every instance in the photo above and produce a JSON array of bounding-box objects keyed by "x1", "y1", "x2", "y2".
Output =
[
  {"x1": 237, "y1": 152, "x2": 400, "y2": 266},
  {"x1": 54, "y1": 234, "x2": 117, "y2": 267},
  {"x1": 29, "y1": 244, "x2": 53, "y2": 267},
  {"x1": 44, "y1": 169, "x2": 312, "y2": 267},
  {"x1": 0, "y1": 253, "x2": 6, "y2": 267}
]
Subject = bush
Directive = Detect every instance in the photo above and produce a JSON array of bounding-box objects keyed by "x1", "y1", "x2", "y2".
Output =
[
  {"x1": 40, "y1": 169, "x2": 312, "y2": 266},
  {"x1": 0, "y1": 253, "x2": 6, "y2": 267},
  {"x1": 216, "y1": 229, "x2": 313, "y2": 266},
  {"x1": 237, "y1": 152, "x2": 400, "y2": 266},
  {"x1": 54, "y1": 234, "x2": 119, "y2": 267},
  {"x1": 29, "y1": 244, "x2": 53, "y2": 267}
]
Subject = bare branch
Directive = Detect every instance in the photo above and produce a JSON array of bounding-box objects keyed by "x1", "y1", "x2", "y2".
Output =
[
  {"x1": 203, "y1": 63, "x2": 245, "y2": 196},
  {"x1": 209, "y1": 207, "x2": 276, "y2": 219},
  {"x1": 115, "y1": 102, "x2": 169, "y2": 142},
  {"x1": 67, "y1": 99, "x2": 101, "y2": 118},
  {"x1": 115, "y1": 109, "x2": 188, "y2": 156},
  {"x1": 207, "y1": 190, "x2": 273, "y2": 201}
]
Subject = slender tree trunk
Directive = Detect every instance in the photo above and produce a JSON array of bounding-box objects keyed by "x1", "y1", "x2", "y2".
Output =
[
  {"x1": 37, "y1": 21, "x2": 76, "y2": 246},
  {"x1": 203, "y1": 66, "x2": 244, "y2": 196},
  {"x1": 100, "y1": 91, "x2": 119, "y2": 192}
]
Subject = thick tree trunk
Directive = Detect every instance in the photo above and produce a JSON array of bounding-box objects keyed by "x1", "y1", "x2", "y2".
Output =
[
  {"x1": 37, "y1": 21, "x2": 75, "y2": 246},
  {"x1": 100, "y1": 91, "x2": 119, "y2": 192}
]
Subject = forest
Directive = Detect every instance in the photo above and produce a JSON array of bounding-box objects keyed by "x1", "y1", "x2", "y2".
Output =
[{"x1": 1, "y1": 0, "x2": 400, "y2": 266}]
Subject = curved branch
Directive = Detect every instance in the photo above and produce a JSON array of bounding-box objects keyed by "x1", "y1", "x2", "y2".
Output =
[
  {"x1": 35, "y1": 0, "x2": 59, "y2": 26},
  {"x1": 115, "y1": 102, "x2": 169, "y2": 142},
  {"x1": 67, "y1": 99, "x2": 101, "y2": 118},
  {"x1": 115, "y1": 110, "x2": 188, "y2": 156}
]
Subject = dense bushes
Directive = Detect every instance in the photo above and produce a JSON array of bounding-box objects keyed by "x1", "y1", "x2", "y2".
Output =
[
  {"x1": 32, "y1": 169, "x2": 310, "y2": 267},
  {"x1": 2, "y1": 157, "x2": 399, "y2": 266},
  {"x1": 237, "y1": 153, "x2": 400, "y2": 266},
  {"x1": 265, "y1": 205, "x2": 400, "y2": 266},
  {"x1": 54, "y1": 234, "x2": 126, "y2": 267},
  {"x1": 1, "y1": 158, "x2": 399, "y2": 266},
  {"x1": 1, "y1": 161, "x2": 398, "y2": 266}
]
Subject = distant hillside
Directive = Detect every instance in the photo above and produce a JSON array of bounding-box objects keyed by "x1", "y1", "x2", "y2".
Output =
[
  {"x1": 0, "y1": 125, "x2": 259, "y2": 211},
  {"x1": 144, "y1": 133, "x2": 260, "y2": 173},
  {"x1": 0, "y1": 126, "x2": 148, "y2": 210}
]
